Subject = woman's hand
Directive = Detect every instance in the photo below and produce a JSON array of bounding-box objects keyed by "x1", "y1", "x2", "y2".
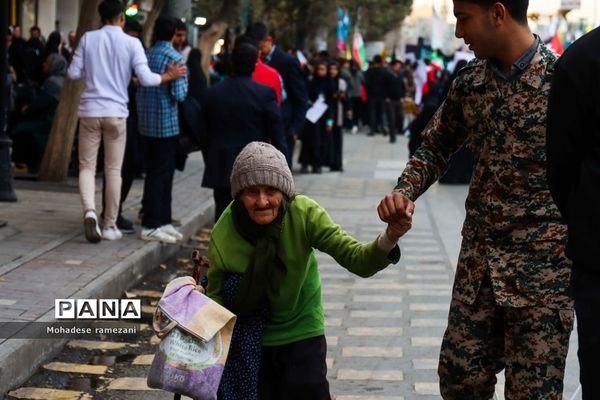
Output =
[{"x1": 386, "y1": 220, "x2": 411, "y2": 242}]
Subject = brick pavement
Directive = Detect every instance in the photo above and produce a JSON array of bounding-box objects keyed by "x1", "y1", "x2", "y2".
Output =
[
  {"x1": 0, "y1": 132, "x2": 582, "y2": 399},
  {"x1": 292, "y1": 132, "x2": 581, "y2": 400},
  {"x1": 0, "y1": 153, "x2": 214, "y2": 395}
]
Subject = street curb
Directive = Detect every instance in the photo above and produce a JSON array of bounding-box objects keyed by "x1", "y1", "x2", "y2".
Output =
[{"x1": 0, "y1": 198, "x2": 214, "y2": 397}]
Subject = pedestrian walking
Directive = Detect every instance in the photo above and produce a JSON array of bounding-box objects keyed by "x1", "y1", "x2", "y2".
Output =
[
  {"x1": 208, "y1": 141, "x2": 407, "y2": 400},
  {"x1": 546, "y1": 25, "x2": 600, "y2": 400},
  {"x1": 378, "y1": 1, "x2": 573, "y2": 398},
  {"x1": 365, "y1": 55, "x2": 388, "y2": 136},
  {"x1": 68, "y1": 0, "x2": 185, "y2": 243},
  {"x1": 385, "y1": 59, "x2": 406, "y2": 143},
  {"x1": 247, "y1": 22, "x2": 308, "y2": 168},
  {"x1": 199, "y1": 42, "x2": 286, "y2": 222},
  {"x1": 137, "y1": 16, "x2": 188, "y2": 244}
]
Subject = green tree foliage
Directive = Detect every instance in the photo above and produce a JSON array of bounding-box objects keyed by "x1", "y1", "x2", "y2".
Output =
[
  {"x1": 192, "y1": 0, "x2": 412, "y2": 50},
  {"x1": 346, "y1": 0, "x2": 413, "y2": 41}
]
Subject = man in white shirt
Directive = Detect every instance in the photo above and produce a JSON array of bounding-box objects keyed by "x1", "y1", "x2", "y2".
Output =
[{"x1": 68, "y1": 0, "x2": 185, "y2": 243}]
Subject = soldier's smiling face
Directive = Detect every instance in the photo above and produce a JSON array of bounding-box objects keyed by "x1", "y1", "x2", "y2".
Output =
[{"x1": 453, "y1": 1, "x2": 497, "y2": 59}]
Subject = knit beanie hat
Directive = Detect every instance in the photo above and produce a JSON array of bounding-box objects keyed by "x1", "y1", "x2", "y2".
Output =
[{"x1": 230, "y1": 142, "x2": 295, "y2": 198}]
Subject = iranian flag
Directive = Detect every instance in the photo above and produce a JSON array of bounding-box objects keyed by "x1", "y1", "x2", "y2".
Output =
[{"x1": 352, "y1": 30, "x2": 367, "y2": 70}]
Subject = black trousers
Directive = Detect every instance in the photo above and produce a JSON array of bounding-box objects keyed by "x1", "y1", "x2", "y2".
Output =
[
  {"x1": 141, "y1": 135, "x2": 177, "y2": 229},
  {"x1": 386, "y1": 99, "x2": 404, "y2": 142},
  {"x1": 368, "y1": 97, "x2": 385, "y2": 133},
  {"x1": 258, "y1": 335, "x2": 331, "y2": 400},
  {"x1": 571, "y1": 266, "x2": 600, "y2": 400},
  {"x1": 213, "y1": 188, "x2": 232, "y2": 223}
]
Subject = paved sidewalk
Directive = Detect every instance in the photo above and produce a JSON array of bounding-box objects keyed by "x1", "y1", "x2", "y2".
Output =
[
  {"x1": 0, "y1": 153, "x2": 214, "y2": 395},
  {"x1": 291, "y1": 132, "x2": 580, "y2": 400},
  {"x1": 0, "y1": 132, "x2": 581, "y2": 399}
]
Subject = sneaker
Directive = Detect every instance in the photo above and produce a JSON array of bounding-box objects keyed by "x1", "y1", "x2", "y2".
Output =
[
  {"x1": 170, "y1": 218, "x2": 182, "y2": 227},
  {"x1": 141, "y1": 227, "x2": 177, "y2": 244},
  {"x1": 83, "y1": 210, "x2": 102, "y2": 243},
  {"x1": 351, "y1": 126, "x2": 358, "y2": 134},
  {"x1": 161, "y1": 224, "x2": 183, "y2": 241},
  {"x1": 116, "y1": 215, "x2": 135, "y2": 234},
  {"x1": 102, "y1": 226, "x2": 123, "y2": 240}
]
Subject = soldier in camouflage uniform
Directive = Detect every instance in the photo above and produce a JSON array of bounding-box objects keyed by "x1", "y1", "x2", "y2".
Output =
[{"x1": 378, "y1": 1, "x2": 573, "y2": 399}]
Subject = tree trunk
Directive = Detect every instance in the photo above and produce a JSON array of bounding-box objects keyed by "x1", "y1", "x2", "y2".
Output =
[
  {"x1": 198, "y1": 21, "x2": 227, "y2": 83},
  {"x1": 38, "y1": 0, "x2": 101, "y2": 181},
  {"x1": 197, "y1": 0, "x2": 240, "y2": 83},
  {"x1": 141, "y1": 0, "x2": 166, "y2": 48}
]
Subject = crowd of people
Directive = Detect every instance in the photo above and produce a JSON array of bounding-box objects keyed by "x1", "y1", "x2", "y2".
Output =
[
  {"x1": 4, "y1": 0, "x2": 599, "y2": 399},
  {"x1": 7, "y1": 24, "x2": 75, "y2": 173}
]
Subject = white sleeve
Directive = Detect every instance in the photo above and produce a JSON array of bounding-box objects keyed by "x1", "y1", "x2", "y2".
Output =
[
  {"x1": 131, "y1": 39, "x2": 161, "y2": 87},
  {"x1": 376, "y1": 228, "x2": 399, "y2": 254},
  {"x1": 67, "y1": 34, "x2": 85, "y2": 80}
]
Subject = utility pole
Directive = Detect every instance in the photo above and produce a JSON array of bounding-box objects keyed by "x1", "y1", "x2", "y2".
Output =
[{"x1": 0, "y1": 0, "x2": 18, "y2": 202}]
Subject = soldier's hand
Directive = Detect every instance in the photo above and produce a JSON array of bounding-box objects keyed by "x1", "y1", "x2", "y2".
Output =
[{"x1": 377, "y1": 192, "x2": 414, "y2": 225}]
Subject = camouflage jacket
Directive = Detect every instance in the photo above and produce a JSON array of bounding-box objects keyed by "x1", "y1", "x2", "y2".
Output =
[{"x1": 395, "y1": 43, "x2": 572, "y2": 308}]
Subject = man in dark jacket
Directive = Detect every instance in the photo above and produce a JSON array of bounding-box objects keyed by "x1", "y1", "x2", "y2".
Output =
[
  {"x1": 200, "y1": 42, "x2": 287, "y2": 222},
  {"x1": 546, "y1": 26, "x2": 600, "y2": 400},
  {"x1": 365, "y1": 55, "x2": 389, "y2": 136},
  {"x1": 385, "y1": 59, "x2": 406, "y2": 143},
  {"x1": 247, "y1": 22, "x2": 307, "y2": 168}
]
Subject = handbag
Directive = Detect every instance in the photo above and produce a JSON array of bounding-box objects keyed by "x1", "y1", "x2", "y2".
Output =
[{"x1": 147, "y1": 252, "x2": 236, "y2": 400}]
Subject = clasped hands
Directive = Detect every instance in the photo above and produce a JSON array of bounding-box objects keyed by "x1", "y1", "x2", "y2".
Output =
[{"x1": 378, "y1": 192, "x2": 415, "y2": 242}]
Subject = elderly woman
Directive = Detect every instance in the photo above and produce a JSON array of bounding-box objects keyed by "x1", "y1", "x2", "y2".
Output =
[{"x1": 207, "y1": 141, "x2": 408, "y2": 400}]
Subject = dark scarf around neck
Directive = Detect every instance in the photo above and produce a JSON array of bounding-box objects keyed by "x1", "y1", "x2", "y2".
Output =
[{"x1": 230, "y1": 199, "x2": 288, "y2": 316}]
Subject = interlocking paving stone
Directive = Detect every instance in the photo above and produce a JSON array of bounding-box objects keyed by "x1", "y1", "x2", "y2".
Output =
[
  {"x1": 7, "y1": 387, "x2": 92, "y2": 400},
  {"x1": 406, "y1": 274, "x2": 450, "y2": 280},
  {"x1": 325, "y1": 318, "x2": 343, "y2": 327},
  {"x1": 125, "y1": 289, "x2": 163, "y2": 299},
  {"x1": 43, "y1": 362, "x2": 107, "y2": 375},
  {"x1": 349, "y1": 310, "x2": 403, "y2": 318},
  {"x1": 409, "y1": 303, "x2": 450, "y2": 311},
  {"x1": 405, "y1": 264, "x2": 447, "y2": 271},
  {"x1": 327, "y1": 336, "x2": 339, "y2": 346},
  {"x1": 324, "y1": 302, "x2": 346, "y2": 310},
  {"x1": 414, "y1": 382, "x2": 441, "y2": 395},
  {"x1": 411, "y1": 337, "x2": 443, "y2": 347},
  {"x1": 409, "y1": 290, "x2": 452, "y2": 296},
  {"x1": 412, "y1": 359, "x2": 439, "y2": 370},
  {"x1": 410, "y1": 318, "x2": 448, "y2": 327},
  {"x1": 132, "y1": 354, "x2": 154, "y2": 365},
  {"x1": 105, "y1": 377, "x2": 159, "y2": 391},
  {"x1": 347, "y1": 327, "x2": 403, "y2": 336},
  {"x1": 66, "y1": 340, "x2": 130, "y2": 350},
  {"x1": 337, "y1": 370, "x2": 404, "y2": 381},
  {"x1": 341, "y1": 347, "x2": 403, "y2": 357},
  {"x1": 352, "y1": 295, "x2": 403, "y2": 303}
]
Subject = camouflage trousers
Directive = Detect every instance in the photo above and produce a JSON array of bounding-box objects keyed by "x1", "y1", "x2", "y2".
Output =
[{"x1": 438, "y1": 273, "x2": 573, "y2": 400}]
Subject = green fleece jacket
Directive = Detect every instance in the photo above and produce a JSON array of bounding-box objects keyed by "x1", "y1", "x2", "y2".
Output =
[{"x1": 207, "y1": 194, "x2": 400, "y2": 346}]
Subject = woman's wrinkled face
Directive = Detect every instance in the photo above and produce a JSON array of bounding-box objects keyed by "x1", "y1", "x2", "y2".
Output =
[{"x1": 240, "y1": 185, "x2": 283, "y2": 225}]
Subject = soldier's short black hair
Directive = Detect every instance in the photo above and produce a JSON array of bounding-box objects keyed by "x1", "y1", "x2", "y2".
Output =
[
  {"x1": 153, "y1": 16, "x2": 177, "y2": 42},
  {"x1": 457, "y1": 0, "x2": 529, "y2": 25},
  {"x1": 98, "y1": 0, "x2": 124, "y2": 24},
  {"x1": 231, "y1": 42, "x2": 258, "y2": 77}
]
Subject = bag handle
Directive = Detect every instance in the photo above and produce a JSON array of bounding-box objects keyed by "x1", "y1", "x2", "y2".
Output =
[{"x1": 153, "y1": 307, "x2": 178, "y2": 338}]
